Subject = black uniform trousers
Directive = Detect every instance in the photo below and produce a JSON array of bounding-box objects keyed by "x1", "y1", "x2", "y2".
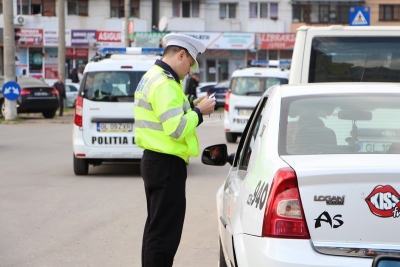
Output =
[{"x1": 140, "y1": 149, "x2": 187, "y2": 267}]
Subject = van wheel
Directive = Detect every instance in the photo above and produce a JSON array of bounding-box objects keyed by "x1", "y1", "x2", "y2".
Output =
[
  {"x1": 42, "y1": 110, "x2": 56, "y2": 119},
  {"x1": 225, "y1": 132, "x2": 237, "y2": 143},
  {"x1": 73, "y1": 154, "x2": 89, "y2": 175},
  {"x1": 219, "y1": 239, "x2": 228, "y2": 267}
]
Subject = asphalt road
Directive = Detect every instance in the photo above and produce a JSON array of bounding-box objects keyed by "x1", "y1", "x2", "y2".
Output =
[{"x1": 0, "y1": 111, "x2": 238, "y2": 267}]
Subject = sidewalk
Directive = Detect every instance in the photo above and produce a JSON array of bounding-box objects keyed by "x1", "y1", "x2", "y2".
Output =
[{"x1": 1, "y1": 110, "x2": 74, "y2": 124}]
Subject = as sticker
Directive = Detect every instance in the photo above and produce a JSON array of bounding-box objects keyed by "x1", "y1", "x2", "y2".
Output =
[
  {"x1": 135, "y1": 77, "x2": 148, "y2": 93},
  {"x1": 365, "y1": 185, "x2": 400, "y2": 218}
]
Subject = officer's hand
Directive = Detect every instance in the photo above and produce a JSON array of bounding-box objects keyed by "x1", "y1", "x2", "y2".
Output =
[
  {"x1": 193, "y1": 96, "x2": 206, "y2": 107},
  {"x1": 197, "y1": 97, "x2": 216, "y2": 116}
]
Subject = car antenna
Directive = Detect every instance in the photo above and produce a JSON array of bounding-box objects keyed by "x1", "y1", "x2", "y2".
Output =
[{"x1": 360, "y1": 45, "x2": 370, "y2": 82}]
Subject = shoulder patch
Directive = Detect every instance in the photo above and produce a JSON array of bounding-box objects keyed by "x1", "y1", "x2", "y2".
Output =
[
  {"x1": 163, "y1": 70, "x2": 174, "y2": 80},
  {"x1": 135, "y1": 77, "x2": 148, "y2": 93}
]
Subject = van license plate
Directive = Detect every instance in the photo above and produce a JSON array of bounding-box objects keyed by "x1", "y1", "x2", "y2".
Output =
[
  {"x1": 237, "y1": 109, "x2": 252, "y2": 116},
  {"x1": 97, "y1": 123, "x2": 132, "y2": 132}
]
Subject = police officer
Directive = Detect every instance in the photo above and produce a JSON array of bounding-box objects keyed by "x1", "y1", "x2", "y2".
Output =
[{"x1": 134, "y1": 33, "x2": 216, "y2": 267}]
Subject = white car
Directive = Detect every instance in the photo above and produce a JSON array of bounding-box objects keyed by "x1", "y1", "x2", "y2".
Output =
[
  {"x1": 224, "y1": 67, "x2": 290, "y2": 143},
  {"x1": 65, "y1": 82, "x2": 80, "y2": 108},
  {"x1": 196, "y1": 82, "x2": 217, "y2": 99},
  {"x1": 72, "y1": 47, "x2": 162, "y2": 175},
  {"x1": 202, "y1": 82, "x2": 400, "y2": 267}
]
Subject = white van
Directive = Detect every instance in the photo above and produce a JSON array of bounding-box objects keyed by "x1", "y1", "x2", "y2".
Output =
[
  {"x1": 72, "y1": 47, "x2": 161, "y2": 175},
  {"x1": 290, "y1": 25, "x2": 400, "y2": 84},
  {"x1": 224, "y1": 67, "x2": 290, "y2": 143}
]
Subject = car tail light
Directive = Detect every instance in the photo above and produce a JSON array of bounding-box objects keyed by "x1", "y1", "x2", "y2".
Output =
[
  {"x1": 51, "y1": 88, "x2": 59, "y2": 96},
  {"x1": 74, "y1": 96, "x2": 83, "y2": 127},
  {"x1": 20, "y1": 88, "x2": 30, "y2": 96},
  {"x1": 262, "y1": 168, "x2": 310, "y2": 239},
  {"x1": 224, "y1": 91, "x2": 230, "y2": 112}
]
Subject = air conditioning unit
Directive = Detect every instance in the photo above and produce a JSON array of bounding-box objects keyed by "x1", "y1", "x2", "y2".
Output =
[{"x1": 14, "y1": 16, "x2": 25, "y2": 26}]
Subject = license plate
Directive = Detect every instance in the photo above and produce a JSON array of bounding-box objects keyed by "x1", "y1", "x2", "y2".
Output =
[
  {"x1": 34, "y1": 92, "x2": 48, "y2": 96},
  {"x1": 237, "y1": 109, "x2": 252, "y2": 116},
  {"x1": 97, "y1": 123, "x2": 133, "y2": 132},
  {"x1": 359, "y1": 142, "x2": 392, "y2": 153}
]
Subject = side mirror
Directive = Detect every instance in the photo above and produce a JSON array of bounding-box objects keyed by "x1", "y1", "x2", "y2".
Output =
[
  {"x1": 373, "y1": 256, "x2": 400, "y2": 267},
  {"x1": 202, "y1": 144, "x2": 228, "y2": 166}
]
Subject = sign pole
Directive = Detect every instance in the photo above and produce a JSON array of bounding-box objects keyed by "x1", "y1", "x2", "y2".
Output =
[
  {"x1": 58, "y1": 0, "x2": 66, "y2": 82},
  {"x1": 3, "y1": 0, "x2": 17, "y2": 120}
]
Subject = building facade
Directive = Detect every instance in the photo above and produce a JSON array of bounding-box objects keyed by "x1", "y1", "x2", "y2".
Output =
[{"x1": 0, "y1": 0, "x2": 393, "y2": 82}]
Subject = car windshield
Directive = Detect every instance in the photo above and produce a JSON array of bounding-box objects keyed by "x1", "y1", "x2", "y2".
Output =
[
  {"x1": 280, "y1": 94, "x2": 400, "y2": 155},
  {"x1": 230, "y1": 76, "x2": 288, "y2": 96},
  {"x1": 309, "y1": 37, "x2": 400, "y2": 83},
  {"x1": 82, "y1": 71, "x2": 145, "y2": 102}
]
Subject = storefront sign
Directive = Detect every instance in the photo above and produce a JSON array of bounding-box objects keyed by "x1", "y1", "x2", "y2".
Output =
[
  {"x1": 29, "y1": 47, "x2": 43, "y2": 76},
  {"x1": 16, "y1": 28, "x2": 43, "y2": 46},
  {"x1": 15, "y1": 48, "x2": 28, "y2": 77},
  {"x1": 97, "y1": 31, "x2": 122, "y2": 42},
  {"x1": 44, "y1": 30, "x2": 59, "y2": 46},
  {"x1": 132, "y1": 32, "x2": 168, "y2": 48},
  {"x1": 179, "y1": 32, "x2": 254, "y2": 50},
  {"x1": 75, "y1": 48, "x2": 89, "y2": 58},
  {"x1": 66, "y1": 48, "x2": 74, "y2": 57},
  {"x1": 256, "y1": 33, "x2": 296, "y2": 50},
  {"x1": 71, "y1": 29, "x2": 96, "y2": 46},
  {"x1": 96, "y1": 30, "x2": 123, "y2": 47},
  {"x1": 44, "y1": 48, "x2": 58, "y2": 79}
]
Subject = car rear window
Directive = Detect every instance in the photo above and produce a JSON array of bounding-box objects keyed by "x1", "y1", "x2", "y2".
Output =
[
  {"x1": 81, "y1": 71, "x2": 146, "y2": 102},
  {"x1": 230, "y1": 76, "x2": 288, "y2": 96},
  {"x1": 309, "y1": 37, "x2": 400, "y2": 83},
  {"x1": 279, "y1": 94, "x2": 400, "y2": 155}
]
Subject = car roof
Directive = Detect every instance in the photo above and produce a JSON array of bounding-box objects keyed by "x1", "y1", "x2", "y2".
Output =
[
  {"x1": 232, "y1": 67, "x2": 290, "y2": 78},
  {"x1": 214, "y1": 80, "x2": 229, "y2": 87},
  {"x1": 17, "y1": 77, "x2": 52, "y2": 88},
  {"x1": 279, "y1": 82, "x2": 400, "y2": 98}
]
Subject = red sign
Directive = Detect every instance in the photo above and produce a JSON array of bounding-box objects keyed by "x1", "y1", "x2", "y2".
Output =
[
  {"x1": 66, "y1": 48, "x2": 74, "y2": 57},
  {"x1": 96, "y1": 31, "x2": 122, "y2": 42},
  {"x1": 366, "y1": 185, "x2": 400, "y2": 218},
  {"x1": 257, "y1": 33, "x2": 296, "y2": 50},
  {"x1": 16, "y1": 28, "x2": 43, "y2": 46},
  {"x1": 75, "y1": 48, "x2": 88, "y2": 58},
  {"x1": 45, "y1": 64, "x2": 58, "y2": 79}
]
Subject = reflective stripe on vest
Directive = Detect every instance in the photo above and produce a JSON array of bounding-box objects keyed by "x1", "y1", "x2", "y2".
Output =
[
  {"x1": 159, "y1": 107, "x2": 184, "y2": 123},
  {"x1": 134, "y1": 73, "x2": 165, "y2": 111},
  {"x1": 135, "y1": 116, "x2": 187, "y2": 139}
]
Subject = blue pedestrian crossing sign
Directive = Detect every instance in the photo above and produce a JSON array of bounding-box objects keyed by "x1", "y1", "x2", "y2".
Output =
[
  {"x1": 2, "y1": 81, "x2": 21, "y2": 101},
  {"x1": 349, "y1": 6, "x2": 370, "y2": 26}
]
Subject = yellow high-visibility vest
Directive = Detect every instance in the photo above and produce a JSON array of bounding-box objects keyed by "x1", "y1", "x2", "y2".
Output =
[{"x1": 134, "y1": 65, "x2": 199, "y2": 163}]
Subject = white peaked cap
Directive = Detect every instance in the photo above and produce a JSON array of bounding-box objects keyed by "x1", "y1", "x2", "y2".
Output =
[{"x1": 163, "y1": 33, "x2": 206, "y2": 72}]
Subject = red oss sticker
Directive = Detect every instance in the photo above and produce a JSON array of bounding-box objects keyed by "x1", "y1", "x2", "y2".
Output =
[{"x1": 365, "y1": 185, "x2": 400, "y2": 218}]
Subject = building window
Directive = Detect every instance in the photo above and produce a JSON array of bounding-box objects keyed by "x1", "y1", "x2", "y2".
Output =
[
  {"x1": 270, "y1": 3, "x2": 278, "y2": 19},
  {"x1": 67, "y1": 0, "x2": 88, "y2": 16},
  {"x1": 15, "y1": 0, "x2": 55, "y2": 16},
  {"x1": 220, "y1": 3, "x2": 236, "y2": 19},
  {"x1": 173, "y1": 0, "x2": 199, "y2": 18},
  {"x1": 249, "y1": 2, "x2": 277, "y2": 19},
  {"x1": 380, "y1": 5, "x2": 400, "y2": 21},
  {"x1": 292, "y1": 3, "x2": 358, "y2": 24},
  {"x1": 110, "y1": 0, "x2": 139, "y2": 18}
]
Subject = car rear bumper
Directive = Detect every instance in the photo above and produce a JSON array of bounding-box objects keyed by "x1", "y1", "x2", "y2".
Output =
[
  {"x1": 18, "y1": 97, "x2": 59, "y2": 112},
  {"x1": 233, "y1": 234, "x2": 372, "y2": 267},
  {"x1": 72, "y1": 126, "x2": 143, "y2": 160}
]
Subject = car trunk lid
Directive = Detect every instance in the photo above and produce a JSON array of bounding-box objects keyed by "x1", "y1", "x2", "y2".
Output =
[{"x1": 281, "y1": 154, "x2": 400, "y2": 252}]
